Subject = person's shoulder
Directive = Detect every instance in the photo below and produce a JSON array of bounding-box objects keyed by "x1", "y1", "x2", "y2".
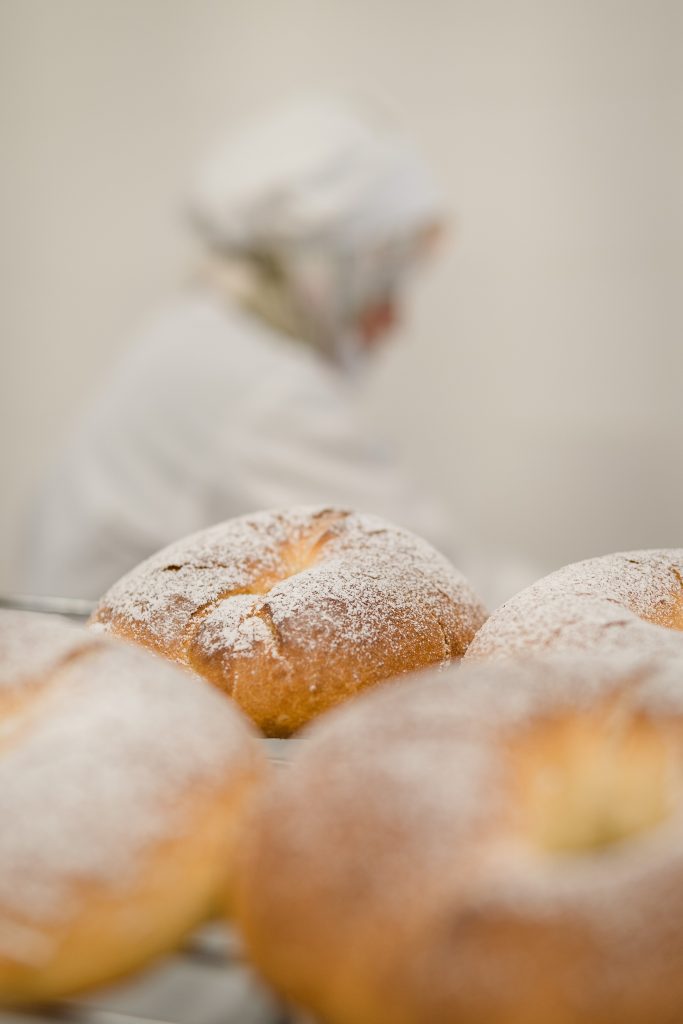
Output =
[
  {"x1": 112, "y1": 288, "x2": 248, "y2": 389},
  {"x1": 116, "y1": 286, "x2": 345, "y2": 411},
  {"x1": 132, "y1": 288, "x2": 236, "y2": 351}
]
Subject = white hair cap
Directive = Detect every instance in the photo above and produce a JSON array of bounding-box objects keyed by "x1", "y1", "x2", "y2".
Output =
[{"x1": 188, "y1": 96, "x2": 443, "y2": 255}]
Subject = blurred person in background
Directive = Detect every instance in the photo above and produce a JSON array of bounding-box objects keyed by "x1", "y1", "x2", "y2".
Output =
[{"x1": 22, "y1": 96, "x2": 455, "y2": 601}]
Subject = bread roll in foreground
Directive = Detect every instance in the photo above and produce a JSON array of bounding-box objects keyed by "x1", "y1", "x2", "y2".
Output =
[
  {"x1": 91, "y1": 506, "x2": 487, "y2": 736},
  {"x1": 0, "y1": 611, "x2": 265, "y2": 1005},
  {"x1": 235, "y1": 656, "x2": 683, "y2": 1024},
  {"x1": 467, "y1": 549, "x2": 683, "y2": 661}
]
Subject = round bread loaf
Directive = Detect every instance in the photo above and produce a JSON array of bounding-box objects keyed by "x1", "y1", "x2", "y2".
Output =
[
  {"x1": 466, "y1": 549, "x2": 683, "y2": 662},
  {"x1": 235, "y1": 656, "x2": 683, "y2": 1024},
  {"x1": 91, "y1": 506, "x2": 487, "y2": 736},
  {"x1": 0, "y1": 611, "x2": 265, "y2": 1004}
]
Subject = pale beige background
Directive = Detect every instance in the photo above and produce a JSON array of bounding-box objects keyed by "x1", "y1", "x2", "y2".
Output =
[{"x1": 1, "y1": 0, "x2": 682, "y2": 593}]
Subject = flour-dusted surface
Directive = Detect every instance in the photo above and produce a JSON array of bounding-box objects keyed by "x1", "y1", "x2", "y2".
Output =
[
  {"x1": 245, "y1": 653, "x2": 683, "y2": 920},
  {"x1": 0, "y1": 611, "x2": 261, "y2": 944},
  {"x1": 236, "y1": 656, "x2": 683, "y2": 1023},
  {"x1": 92, "y1": 507, "x2": 487, "y2": 735},
  {"x1": 0, "y1": 612, "x2": 96, "y2": 692},
  {"x1": 466, "y1": 549, "x2": 683, "y2": 662}
]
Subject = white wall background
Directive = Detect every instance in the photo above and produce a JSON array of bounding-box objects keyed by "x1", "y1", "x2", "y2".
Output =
[{"x1": 1, "y1": 0, "x2": 682, "y2": 592}]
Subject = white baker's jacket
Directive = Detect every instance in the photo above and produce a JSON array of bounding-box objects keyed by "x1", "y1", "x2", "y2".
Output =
[{"x1": 23, "y1": 288, "x2": 452, "y2": 600}]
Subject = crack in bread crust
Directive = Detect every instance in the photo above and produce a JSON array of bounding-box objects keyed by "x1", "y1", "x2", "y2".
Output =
[{"x1": 91, "y1": 507, "x2": 487, "y2": 736}]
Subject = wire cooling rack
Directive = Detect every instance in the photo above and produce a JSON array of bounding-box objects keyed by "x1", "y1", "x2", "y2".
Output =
[
  {"x1": 0, "y1": 595, "x2": 301, "y2": 1024},
  {"x1": 0, "y1": 595, "x2": 97, "y2": 620}
]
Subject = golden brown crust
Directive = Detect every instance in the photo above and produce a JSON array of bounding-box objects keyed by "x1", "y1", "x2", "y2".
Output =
[
  {"x1": 0, "y1": 788, "x2": 250, "y2": 1004},
  {"x1": 235, "y1": 656, "x2": 683, "y2": 1024},
  {"x1": 0, "y1": 611, "x2": 267, "y2": 1005},
  {"x1": 91, "y1": 506, "x2": 487, "y2": 736}
]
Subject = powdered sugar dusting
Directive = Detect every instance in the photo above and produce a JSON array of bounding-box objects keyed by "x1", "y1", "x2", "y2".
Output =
[
  {"x1": 0, "y1": 611, "x2": 96, "y2": 692},
  {"x1": 92, "y1": 508, "x2": 342, "y2": 646},
  {"x1": 199, "y1": 595, "x2": 276, "y2": 656},
  {"x1": 241, "y1": 656, "x2": 683, "y2": 1015},
  {"x1": 253, "y1": 675, "x2": 505, "y2": 913},
  {"x1": 0, "y1": 612, "x2": 261, "y2": 938},
  {"x1": 92, "y1": 507, "x2": 487, "y2": 729},
  {"x1": 467, "y1": 549, "x2": 683, "y2": 661}
]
